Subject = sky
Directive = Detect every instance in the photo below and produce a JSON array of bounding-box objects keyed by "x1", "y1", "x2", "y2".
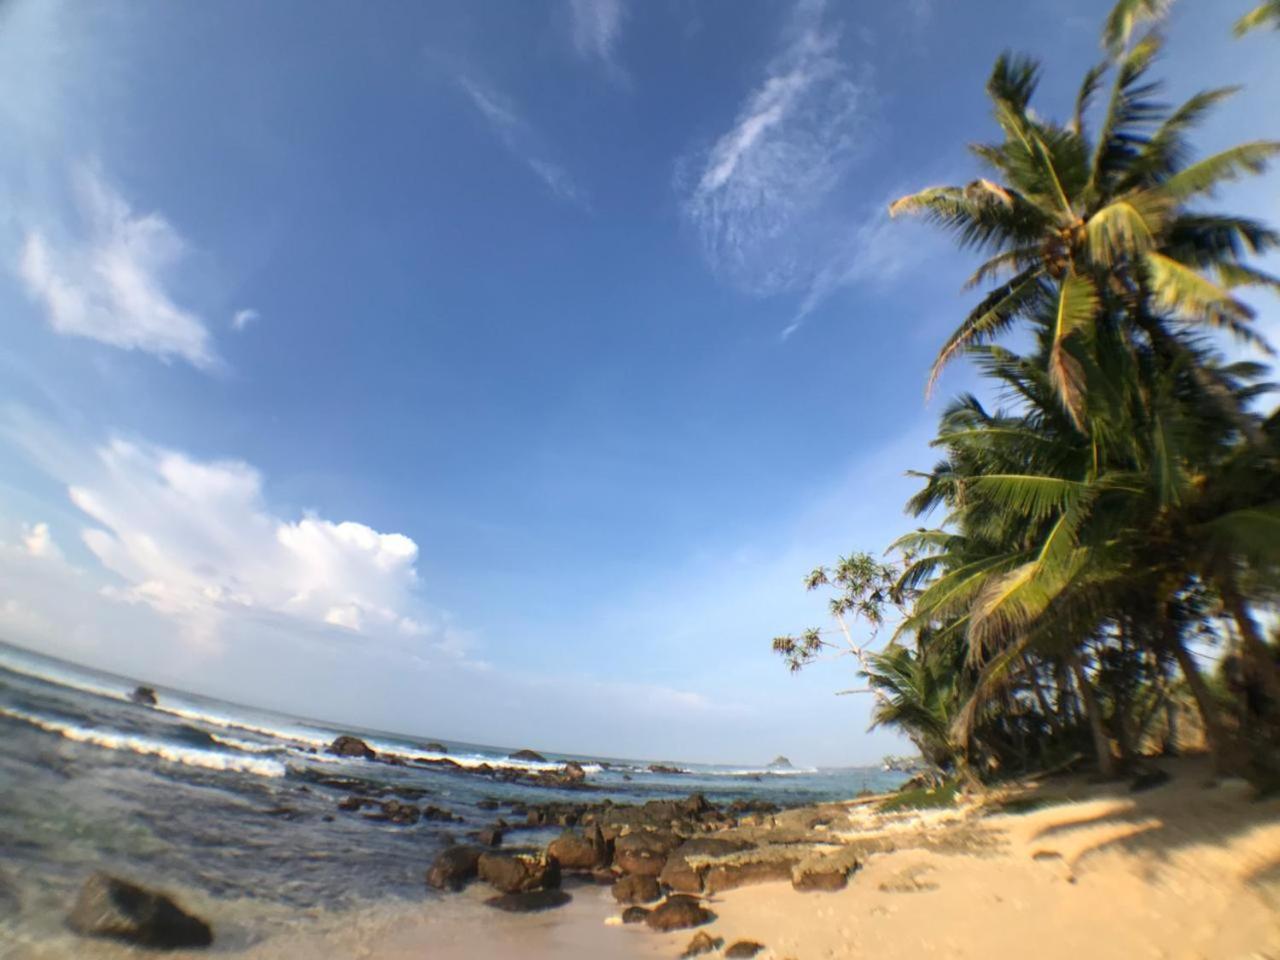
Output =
[{"x1": 0, "y1": 0, "x2": 1277, "y2": 766}]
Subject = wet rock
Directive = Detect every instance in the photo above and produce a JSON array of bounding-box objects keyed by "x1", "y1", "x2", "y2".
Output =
[
  {"x1": 484, "y1": 889, "x2": 571, "y2": 913},
  {"x1": 423, "y1": 805, "x2": 460, "y2": 822},
  {"x1": 644, "y1": 895, "x2": 714, "y2": 932},
  {"x1": 67, "y1": 873, "x2": 212, "y2": 949},
  {"x1": 683, "y1": 931, "x2": 724, "y2": 957},
  {"x1": 327, "y1": 736, "x2": 376, "y2": 760},
  {"x1": 477, "y1": 852, "x2": 561, "y2": 894},
  {"x1": 659, "y1": 837, "x2": 756, "y2": 894},
  {"x1": 621, "y1": 905, "x2": 650, "y2": 924},
  {"x1": 562, "y1": 761, "x2": 586, "y2": 782},
  {"x1": 611, "y1": 874, "x2": 661, "y2": 904},
  {"x1": 509, "y1": 749, "x2": 547, "y2": 763},
  {"x1": 613, "y1": 831, "x2": 679, "y2": 877},
  {"x1": 647, "y1": 764, "x2": 685, "y2": 775},
  {"x1": 129, "y1": 686, "x2": 158, "y2": 706},
  {"x1": 473, "y1": 827, "x2": 503, "y2": 848},
  {"x1": 424, "y1": 742, "x2": 448, "y2": 753},
  {"x1": 426, "y1": 846, "x2": 482, "y2": 891},
  {"x1": 379, "y1": 799, "x2": 421, "y2": 825},
  {"x1": 725, "y1": 941, "x2": 765, "y2": 958},
  {"x1": 547, "y1": 829, "x2": 600, "y2": 871},
  {"x1": 477, "y1": 798, "x2": 501, "y2": 811}
]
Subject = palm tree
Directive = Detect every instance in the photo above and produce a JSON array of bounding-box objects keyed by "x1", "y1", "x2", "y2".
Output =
[{"x1": 1236, "y1": 1, "x2": 1280, "y2": 35}]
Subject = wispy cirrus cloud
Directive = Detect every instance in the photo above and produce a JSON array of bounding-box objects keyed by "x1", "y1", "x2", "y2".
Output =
[
  {"x1": 17, "y1": 165, "x2": 219, "y2": 370},
  {"x1": 567, "y1": 0, "x2": 627, "y2": 72},
  {"x1": 458, "y1": 76, "x2": 588, "y2": 208},
  {"x1": 678, "y1": 0, "x2": 892, "y2": 338}
]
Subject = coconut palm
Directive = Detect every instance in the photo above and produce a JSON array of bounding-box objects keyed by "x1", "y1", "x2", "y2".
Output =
[{"x1": 1235, "y1": 1, "x2": 1280, "y2": 35}]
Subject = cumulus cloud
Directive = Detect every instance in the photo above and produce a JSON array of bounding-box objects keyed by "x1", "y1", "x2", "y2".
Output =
[
  {"x1": 231, "y1": 309, "x2": 259, "y2": 331},
  {"x1": 22, "y1": 522, "x2": 60, "y2": 559},
  {"x1": 17, "y1": 165, "x2": 218, "y2": 370},
  {"x1": 458, "y1": 77, "x2": 588, "y2": 208},
  {"x1": 679, "y1": 0, "x2": 891, "y2": 336},
  {"x1": 568, "y1": 0, "x2": 627, "y2": 69}
]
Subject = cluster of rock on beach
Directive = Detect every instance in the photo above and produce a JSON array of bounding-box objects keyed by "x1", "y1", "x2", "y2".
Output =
[{"x1": 58, "y1": 733, "x2": 879, "y2": 955}]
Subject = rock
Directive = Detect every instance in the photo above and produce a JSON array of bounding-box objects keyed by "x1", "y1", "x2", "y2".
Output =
[
  {"x1": 562, "y1": 761, "x2": 586, "y2": 782},
  {"x1": 644, "y1": 895, "x2": 714, "y2": 932},
  {"x1": 327, "y1": 736, "x2": 375, "y2": 760},
  {"x1": 792, "y1": 864, "x2": 852, "y2": 892},
  {"x1": 613, "y1": 831, "x2": 680, "y2": 877},
  {"x1": 473, "y1": 827, "x2": 503, "y2": 848},
  {"x1": 426, "y1": 846, "x2": 483, "y2": 891},
  {"x1": 705, "y1": 857, "x2": 798, "y2": 893},
  {"x1": 424, "y1": 742, "x2": 448, "y2": 753},
  {"x1": 766, "y1": 755, "x2": 793, "y2": 769},
  {"x1": 379, "y1": 799, "x2": 421, "y2": 825},
  {"x1": 726, "y1": 941, "x2": 765, "y2": 958},
  {"x1": 659, "y1": 837, "x2": 756, "y2": 894},
  {"x1": 477, "y1": 852, "x2": 561, "y2": 894},
  {"x1": 647, "y1": 764, "x2": 686, "y2": 775},
  {"x1": 611, "y1": 874, "x2": 661, "y2": 904},
  {"x1": 423, "y1": 805, "x2": 459, "y2": 822},
  {"x1": 548, "y1": 830, "x2": 601, "y2": 871},
  {"x1": 509, "y1": 749, "x2": 547, "y2": 763},
  {"x1": 67, "y1": 873, "x2": 212, "y2": 949},
  {"x1": 621, "y1": 905, "x2": 650, "y2": 924},
  {"x1": 477, "y1": 799, "x2": 500, "y2": 811},
  {"x1": 484, "y1": 889, "x2": 571, "y2": 912},
  {"x1": 683, "y1": 931, "x2": 724, "y2": 957},
  {"x1": 129, "y1": 686, "x2": 158, "y2": 706}
]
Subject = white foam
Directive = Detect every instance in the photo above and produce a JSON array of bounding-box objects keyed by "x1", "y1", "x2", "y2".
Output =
[{"x1": 0, "y1": 707, "x2": 287, "y2": 778}]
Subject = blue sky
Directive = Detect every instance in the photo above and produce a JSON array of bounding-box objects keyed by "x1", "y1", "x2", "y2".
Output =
[{"x1": 0, "y1": 0, "x2": 1276, "y2": 765}]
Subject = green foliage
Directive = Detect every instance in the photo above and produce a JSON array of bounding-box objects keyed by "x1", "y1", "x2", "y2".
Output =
[{"x1": 879, "y1": 781, "x2": 960, "y2": 813}]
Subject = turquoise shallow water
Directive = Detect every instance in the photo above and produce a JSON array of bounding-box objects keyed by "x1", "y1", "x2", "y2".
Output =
[{"x1": 0, "y1": 641, "x2": 904, "y2": 953}]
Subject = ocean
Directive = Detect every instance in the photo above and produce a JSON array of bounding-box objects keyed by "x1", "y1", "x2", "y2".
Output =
[{"x1": 0, "y1": 641, "x2": 905, "y2": 957}]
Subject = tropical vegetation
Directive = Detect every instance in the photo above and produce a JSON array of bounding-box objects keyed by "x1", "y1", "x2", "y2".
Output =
[{"x1": 773, "y1": 0, "x2": 1280, "y2": 788}]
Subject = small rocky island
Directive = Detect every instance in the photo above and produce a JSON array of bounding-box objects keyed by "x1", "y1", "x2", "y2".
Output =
[{"x1": 765, "y1": 756, "x2": 793, "y2": 770}]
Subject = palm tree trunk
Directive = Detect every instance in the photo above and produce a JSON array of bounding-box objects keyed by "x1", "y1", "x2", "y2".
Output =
[
  {"x1": 1069, "y1": 652, "x2": 1118, "y2": 779},
  {"x1": 1222, "y1": 589, "x2": 1280, "y2": 711},
  {"x1": 1022, "y1": 653, "x2": 1064, "y2": 739},
  {"x1": 1170, "y1": 636, "x2": 1231, "y2": 774}
]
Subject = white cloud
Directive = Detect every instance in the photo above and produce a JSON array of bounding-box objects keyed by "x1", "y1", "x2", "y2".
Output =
[
  {"x1": 679, "y1": 0, "x2": 892, "y2": 335},
  {"x1": 17, "y1": 165, "x2": 218, "y2": 370},
  {"x1": 458, "y1": 77, "x2": 588, "y2": 208},
  {"x1": 568, "y1": 0, "x2": 627, "y2": 68},
  {"x1": 22, "y1": 522, "x2": 60, "y2": 560},
  {"x1": 231, "y1": 309, "x2": 259, "y2": 331}
]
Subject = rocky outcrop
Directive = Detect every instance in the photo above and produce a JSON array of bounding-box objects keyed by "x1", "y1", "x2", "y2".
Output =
[
  {"x1": 129, "y1": 686, "x2": 158, "y2": 706},
  {"x1": 621, "y1": 905, "x2": 650, "y2": 924},
  {"x1": 547, "y1": 828, "x2": 605, "y2": 871},
  {"x1": 477, "y1": 851, "x2": 560, "y2": 894},
  {"x1": 484, "y1": 889, "x2": 571, "y2": 912},
  {"x1": 426, "y1": 846, "x2": 483, "y2": 891},
  {"x1": 327, "y1": 736, "x2": 375, "y2": 760},
  {"x1": 613, "y1": 830, "x2": 680, "y2": 877},
  {"x1": 508, "y1": 749, "x2": 547, "y2": 763},
  {"x1": 766, "y1": 755, "x2": 793, "y2": 769},
  {"x1": 644, "y1": 895, "x2": 714, "y2": 932},
  {"x1": 647, "y1": 764, "x2": 686, "y2": 774},
  {"x1": 67, "y1": 873, "x2": 212, "y2": 949},
  {"x1": 659, "y1": 836, "x2": 756, "y2": 894},
  {"x1": 683, "y1": 932, "x2": 724, "y2": 957},
  {"x1": 611, "y1": 874, "x2": 661, "y2": 904}
]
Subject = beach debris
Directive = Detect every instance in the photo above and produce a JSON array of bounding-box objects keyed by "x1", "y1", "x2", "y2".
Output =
[
  {"x1": 129, "y1": 685, "x2": 158, "y2": 706},
  {"x1": 483, "y1": 889, "x2": 572, "y2": 912},
  {"x1": 426, "y1": 845, "x2": 483, "y2": 891},
  {"x1": 682, "y1": 931, "x2": 724, "y2": 956},
  {"x1": 327, "y1": 735, "x2": 375, "y2": 760},
  {"x1": 644, "y1": 895, "x2": 714, "y2": 932},
  {"x1": 612, "y1": 874, "x2": 661, "y2": 904},
  {"x1": 509, "y1": 749, "x2": 547, "y2": 762},
  {"x1": 621, "y1": 905, "x2": 651, "y2": 924},
  {"x1": 67, "y1": 873, "x2": 212, "y2": 949},
  {"x1": 614, "y1": 830, "x2": 681, "y2": 877},
  {"x1": 725, "y1": 940, "x2": 765, "y2": 958},
  {"x1": 478, "y1": 851, "x2": 561, "y2": 894}
]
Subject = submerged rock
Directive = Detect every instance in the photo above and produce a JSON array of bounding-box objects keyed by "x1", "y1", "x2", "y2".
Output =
[
  {"x1": 484, "y1": 889, "x2": 571, "y2": 913},
  {"x1": 682, "y1": 931, "x2": 724, "y2": 957},
  {"x1": 67, "y1": 873, "x2": 212, "y2": 949},
  {"x1": 644, "y1": 895, "x2": 713, "y2": 932},
  {"x1": 129, "y1": 686, "x2": 158, "y2": 707},
  {"x1": 426, "y1": 846, "x2": 482, "y2": 891},
  {"x1": 327, "y1": 736, "x2": 375, "y2": 760},
  {"x1": 508, "y1": 749, "x2": 547, "y2": 763}
]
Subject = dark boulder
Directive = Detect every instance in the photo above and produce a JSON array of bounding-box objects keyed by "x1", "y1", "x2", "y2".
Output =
[
  {"x1": 613, "y1": 831, "x2": 679, "y2": 877},
  {"x1": 378, "y1": 799, "x2": 421, "y2": 825},
  {"x1": 327, "y1": 736, "x2": 375, "y2": 760},
  {"x1": 644, "y1": 895, "x2": 714, "y2": 932},
  {"x1": 547, "y1": 829, "x2": 600, "y2": 871},
  {"x1": 473, "y1": 827, "x2": 503, "y2": 848},
  {"x1": 477, "y1": 852, "x2": 560, "y2": 894},
  {"x1": 621, "y1": 905, "x2": 650, "y2": 924},
  {"x1": 67, "y1": 873, "x2": 212, "y2": 949},
  {"x1": 426, "y1": 846, "x2": 482, "y2": 891},
  {"x1": 484, "y1": 889, "x2": 571, "y2": 913},
  {"x1": 647, "y1": 764, "x2": 686, "y2": 775},
  {"x1": 509, "y1": 749, "x2": 547, "y2": 763},
  {"x1": 726, "y1": 941, "x2": 765, "y2": 958},
  {"x1": 683, "y1": 931, "x2": 725, "y2": 957},
  {"x1": 423, "y1": 805, "x2": 460, "y2": 822},
  {"x1": 611, "y1": 874, "x2": 661, "y2": 904},
  {"x1": 129, "y1": 686, "x2": 158, "y2": 706},
  {"x1": 562, "y1": 761, "x2": 586, "y2": 782}
]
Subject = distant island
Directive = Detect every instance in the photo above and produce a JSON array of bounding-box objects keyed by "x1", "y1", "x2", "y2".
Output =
[{"x1": 766, "y1": 756, "x2": 793, "y2": 770}]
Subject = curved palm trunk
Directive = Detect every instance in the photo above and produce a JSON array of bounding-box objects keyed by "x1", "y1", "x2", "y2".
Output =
[
  {"x1": 1170, "y1": 637, "x2": 1231, "y2": 775},
  {"x1": 1022, "y1": 653, "x2": 1065, "y2": 739},
  {"x1": 1223, "y1": 589, "x2": 1280, "y2": 713},
  {"x1": 1069, "y1": 652, "x2": 1118, "y2": 779}
]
